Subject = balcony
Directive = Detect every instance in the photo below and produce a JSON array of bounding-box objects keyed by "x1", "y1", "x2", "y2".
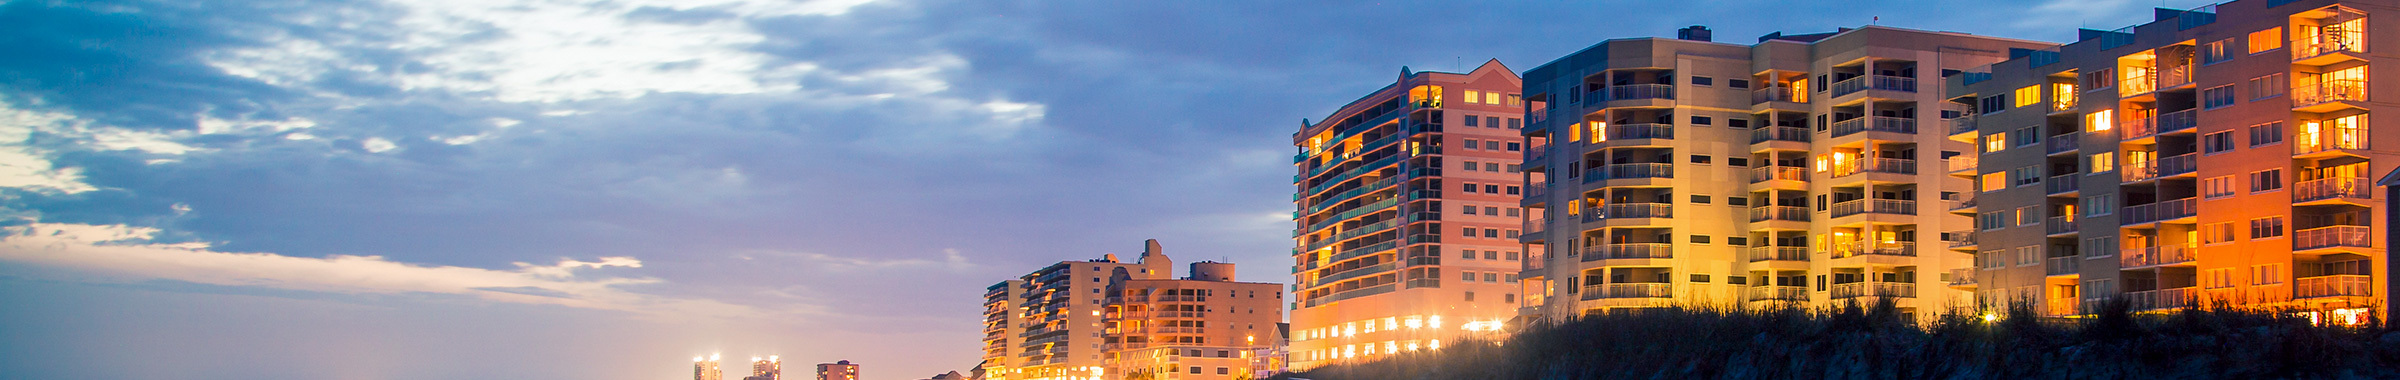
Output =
[
  {"x1": 1604, "y1": 123, "x2": 1675, "y2": 141},
  {"x1": 2156, "y1": 109, "x2": 2197, "y2": 135},
  {"x1": 2045, "y1": 216, "x2": 2078, "y2": 236},
  {"x1": 2046, "y1": 174, "x2": 2080, "y2": 195},
  {"x1": 2158, "y1": 63, "x2": 2192, "y2": 89},
  {"x1": 2045, "y1": 256, "x2": 2081, "y2": 276},
  {"x1": 1523, "y1": 218, "x2": 1547, "y2": 237},
  {"x1": 1746, "y1": 246, "x2": 1809, "y2": 262},
  {"x1": 2294, "y1": 79, "x2": 2367, "y2": 112},
  {"x1": 1830, "y1": 241, "x2": 1916, "y2": 259},
  {"x1": 2051, "y1": 93, "x2": 2078, "y2": 113},
  {"x1": 1580, "y1": 243, "x2": 1672, "y2": 261},
  {"x1": 1593, "y1": 283, "x2": 1672, "y2": 299},
  {"x1": 2046, "y1": 133, "x2": 2080, "y2": 155},
  {"x1": 1945, "y1": 230, "x2": 1976, "y2": 249},
  {"x1": 1832, "y1": 158, "x2": 1916, "y2": 178},
  {"x1": 2294, "y1": 225, "x2": 2371, "y2": 252},
  {"x1": 1830, "y1": 199, "x2": 1915, "y2": 218},
  {"x1": 1829, "y1": 282, "x2": 1917, "y2": 299},
  {"x1": 1749, "y1": 205, "x2": 1809, "y2": 223},
  {"x1": 2127, "y1": 287, "x2": 2197, "y2": 311},
  {"x1": 2294, "y1": 177, "x2": 2372, "y2": 205},
  {"x1": 1829, "y1": 75, "x2": 1917, "y2": 98},
  {"x1": 2121, "y1": 68, "x2": 2157, "y2": 95},
  {"x1": 2118, "y1": 198, "x2": 2196, "y2": 225},
  {"x1": 1946, "y1": 155, "x2": 1978, "y2": 174},
  {"x1": 2157, "y1": 153, "x2": 2196, "y2": 178},
  {"x1": 2294, "y1": 32, "x2": 2367, "y2": 65},
  {"x1": 2119, "y1": 245, "x2": 2193, "y2": 268},
  {"x1": 2294, "y1": 124, "x2": 2370, "y2": 158},
  {"x1": 1947, "y1": 195, "x2": 1976, "y2": 215},
  {"x1": 1750, "y1": 126, "x2": 1810, "y2": 144},
  {"x1": 1746, "y1": 286, "x2": 1808, "y2": 302},
  {"x1": 1586, "y1": 163, "x2": 1674, "y2": 183},
  {"x1": 1946, "y1": 116, "x2": 1977, "y2": 136},
  {"x1": 2295, "y1": 274, "x2": 2373, "y2": 299},
  {"x1": 1947, "y1": 268, "x2": 1977, "y2": 288},
  {"x1": 1600, "y1": 203, "x2": 1673, "y2": 220},
  {"x1": 2120, "y1": 115, "x2": 2156, "y2": 140},
  {"x1": 1753, "y1": 86, "x2": 1805, "y2": 104},
  {"x1": 2045, "y1": 299, "x2": 2082, "y2": 317},
  {"x1": 1751, "y1": 166, "x2": 1807, "y2": 184},
  {"x1": 1830, "y1": 116, "x2": 1917, "y2": 138},
  {"x1": 1606, "y1": 84, "x2": 1676, "y2": 102}
]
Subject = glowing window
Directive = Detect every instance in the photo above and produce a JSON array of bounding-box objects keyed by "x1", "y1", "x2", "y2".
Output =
[{"x1": 2013, "y1": 86, "x2": 2040, "y2": 108}]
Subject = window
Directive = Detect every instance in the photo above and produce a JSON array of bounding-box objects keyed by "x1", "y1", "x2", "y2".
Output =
[
  {"x1": 1506, "y1": 251, "x2": 1520, "y2": 260},
  {"x1": 1506, "y1": 142, "x2": 1522, "y2": 151},
  {"x1": 1462, "y1": 227, "x2": 1477, "y2": 237},
  {"x1": 1727, "y1": 157, "x2": 1749, "y2": 167},
  {"x1": 1690, "y1": 274, "x2": 1711, "y2": 283},
  {"x1": 1981, "y1": 172, "x2": 2007, "y2": 192},
  {"x1": 1692, "y1": 76, "x2": 1714, "y2": 86},
  {"x1": 2081, "y1": 195, "x2": 2115, "y2": 216},
  {"x1": 1690, "y1": 235, "x2": 1711, "y2": 244},
  {"x1": 1980, "y1": 95, "x2": 2008, "y2": 114},
  {"x1": 1727, "y1": 237, "x2": 1749, "y2": 246},
  {"x1": 1690, "y1": 155, "x2": 1712, "y2": 164},
  {"x1": 1484, "y1": 140, "x2": 1500, "y2": 150},
  {"x1": 1728, "y1": 119, "x2": 1750, "y2": 128},
  {"x1": 2011, "y1": 127, "x2": 2041, "y2": 147},
  {"x1": 1507, "y1": 118, "x2": 1521, "y2": 129},
  {"x1": 1464, "y1": 291, "x2": 1476, "y2": 302},
  {"x1": 1484, "y1": 229, "x2": 1499, "y2": 238},
  {"x1": 1505, "y1": 208, "x2": 1519, "y2": 217},
  {"x1": 1984, "y1": 134, "x2": 2007, "y2": 153},
  {"x1": 2250, "y1": 264, "x2": 2283, "y2": 285},
  {"x1": 2084, "y1": 236, "x2": 2117, "y2": 257},
  {"x1": 2088, "y1": 152, "x2": 2115, "y2": 173},
  {"x1": 2250, "y1": 73, "x2": 2286, "y2": 99},
  {"x1": 1727, "y1": 197, "x2": 1749, "y2": 206},
  {"x1": 2203, "y1": 131, "x2": 2235, "y2": 154},
  {"x1": 2015, "y1": 206, "x2": 2040, "y2": 226},
  {"x1": 1190, "y1": 367, "x2": 1202, "y2": 374},
  {"x1": 2203, "y1": 176, "x2": 2235, "y2": 198},
  {"x1": 1689, "y1": 195, "x2": 1713, "y2": 204},
  {"x1": 2203, "y1": 85, "x2": 2236, "y2": 109},
  {"x1": 1462, "y1": 205, "x2": 1478, "y2": 214},
  {"x1": 1218, "y1": 367, "x2": 1229, "y2": 375},
  {"x1": 2250, "y1": 169, "x2": 2283, "y2": 193},
  {"x1": 1505, "y1": 186, "x2": 1520, "y2": 195},
  {"x1": 2016, "y1": 246, "x2": 2041, "y2": 266},
  {"x1": 1462, "y1": 183, "x2": 1477, "y2": 193},
  {"x1": 2083, "y1": 68, "x2": 2116, "y2": 90},
  {"x1": 1485, "y1": 184, "x2": 1500, "y2": 193},
  {"x1": 2012, "y1": 166, "x2": 2041, "y2": 187},
  {"x1": 2085, "y1": 109, "x2": 2114, "y2": 132},
  {"x1": 1485, "y1": 162, "x2": 1500, "y2": 172},
  {"x1": 1979, "y1": 211, "x2": 2009, "y2": 230},
  {"x1": 1486, "y1": 93, "x2": 1500, "y2": 105},
  {"x1": 1728, "y1": 79, "x2": 1750, "y2": 88},
  {"x1": 1464, "y1": 90, "x2": 1482, "y2": 104},
  {"x1": 1460, "y1": 249, "x2": 1475, "y2": 259},
  {"x1": 2202, "y1": 222, "x2": 2236, "y2": 244},
  {"x1": 2205, "y1": 268, "x2": 2237, "y2": 289},
  {"x1": 2247, "y1": 27, "x2": 2282, "y2": 53},
  {"x1": 2200, "y1": 39, "x2": 2232, "y2": 65},
  {"x1": 1462, "y1": 116, "x2": 1479, "y2": 127},
  {"x1": 1484, "y1": 273, "x2": 1498, "y2": 282},
  {"x1": 2013, "y1": 86, "x2": 2041, "y2": 108},
  {"x1": 2250, "y1": 217, "x2": 2285, "y2": 239},
  {"x1": 1691, "y1": 116, "x2": 1713, "y2": 125},
  {"x1": 2248, "y1": 121, "x2": 2284, "y2": 147}
]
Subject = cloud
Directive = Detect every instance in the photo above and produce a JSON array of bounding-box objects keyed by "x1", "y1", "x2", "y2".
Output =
[{"x1": 0, "y1": 222, "x2": 757, "y2": 320}]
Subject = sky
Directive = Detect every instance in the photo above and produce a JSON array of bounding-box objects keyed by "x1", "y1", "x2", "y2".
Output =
[{"x1": 0, "y1": 0, "x2": 2217, "y2": 379}]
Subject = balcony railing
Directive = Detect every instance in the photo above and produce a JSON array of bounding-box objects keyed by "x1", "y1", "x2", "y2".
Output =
[
  {"x1": 2157, "y1": 153, "x2": 2197, "y2": 178},
  {"x1": 1751, "y1": 166, "x2": 1806, "y2": 183},
  {"x1": 2046, "y1": 256, "x2": 2081, "y2": 276},
  {"x1": 1606, "y1": 84, "x2": 1676, "y2": 101},
  {"x1": 1595, "y1": 163, "x2": 1675, "y2": 181},
  {"x1": 2046, "y1": 216, "x2": 2078, "y2": 235},
  {"x1": 1604, "y1": 243, "x2": 1672, "y2": 260},
  {"x1": 1831, "y1": 199, "x2": 1915, "y2": 218},
  {"x1": 2127, "y1": 287, "x2": 2197, "y2": 311},
  {"x1": 1746, "y1": 286, "x2": 1809, "y2": 302},
  {"x1": 2295, "y1": 225, "x2": 2371, "y2": 251},
  {"x1": 2120, "y1": 115, "x2": 2156, "y2": 140},
  {"x1": 2046, "y1": 133, "x2": 2080, "y2": 154},
  {"x1": 2123, "y1": 156, "x2": 2159, "y2": 182},
  {"x1": 1751, "y1": 126, "x2": 1810, "y2": 144},
  {"x1": 2046, "y1": 299, "x2": 2083, "y2": 317},
  {"x1": 1599, "y1": 283, "x2": 1672, "y2": 299},
  {"x1": 1747, "y1": 246, "x2": 1809, "y2": 262},
  {"x1": 1830, "y1": 75, "x2": 1917, "y2": 97},
  {"x1": 2159, "y1": 64, "x2": 2192, "y2": 88},
  {"x1": 2295, "y1": 79, "x2": 2368, "y2": 108},
  {"x1": 1948, "y1": 196, "x2": 1976, "y2": 213},
  {"x1": 1525, "y1": 184, "x2": 1549, "y2": 200},
  {"x1": 1948, "y1": 268, "x2": 1977, "y2": 286},
  {"x1": 1523, "y1": 218, "x2": 1547, "y2": 236},
  {"x1": 2295, "y1": 177, "x2": 2372, "y2": 204},
  {"x1": 1830, "y1": 116, "x2": 1917, "y2": 137},
  {"x1": 2119, "y1": 245, "x2": 2193, "y2": 268},
  {"x1": 2295, "y1": 274, "x2": 2373, "y2": 299},
  {"x1": 2294, "y1": 124, "x2": 2370, "y2": 156},
  {"x1": 1833, "y1": 158, "x2": 1916, "y2": 177},
  {"x1": 1947, "y1": 116, "x2": 1977, "y2": 135},
  {"x1": 1749, "y1": 205, "x2": 1809, "y2": 223},
  {"x1": 2047, "y1": 174, "x2": 2081, "y2": 194},
  {"x1": 1946, "y1": 155, "x2": 1978, "y2": 173},
  {"x1": 1602, "y1": 203, "x2": 1673, "y2": 219},
  {"x1": 2121, "y1": 68, "x2": 2157, "y2": 95},
  {"x1": 2295, "y1": 33, "x2": 2366, "y2": 59},
  {"x1": 2156, "y1": 109, "x2": 2197, "y2": 134},
  {"x1": 1605, "y1": 123, "x2": 1675, "y2": 140},
  {"x1": 1752, "y1": 86, "x2": 1803, "y2": 104},
  {"x1": 2118, "y1": 198, "x2": 2196, "y2": 225},
  {"x1": 1830, "y1": 282, "x2": 1917, "y2": 299},
  {"x1": 1946, "y1": 230, "x2": 1975, "y2": 248},
  {"x1": 1831, "y1": 241, "x2": 1917, "y2": 259}
]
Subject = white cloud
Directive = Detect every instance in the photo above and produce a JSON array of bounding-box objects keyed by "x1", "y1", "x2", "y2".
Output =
[
  {"x1": 0, "y1": 223, "x2": 757, "y2": 319},
  {"x1": 0, "y1": 104, "x2": 98, "y2": 194},
  {"x1": 361, "y1": 137, "x2": 398, "y2": 153}
]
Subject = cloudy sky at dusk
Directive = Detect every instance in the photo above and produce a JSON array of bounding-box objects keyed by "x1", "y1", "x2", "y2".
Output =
[{"x1": 0, "y1": 0, "x2": 2215, "y2": 378}]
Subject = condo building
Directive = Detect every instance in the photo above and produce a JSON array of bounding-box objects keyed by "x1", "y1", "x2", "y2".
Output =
[
  {"x1": 696, "y1": 354, "x2": 724, "y2": 380},
  {"x1": 816, "y1": 360, "x2": 859, "y2": 380},
  {"x1": 747, "y1": 356, "x2": 782, "y2": 380},
  {"x1": 1515, "y1": 26, "x2": 2057, "y2": 321},
  {"x1": 1101, "y1": 261, "x2": 1284, "y2": 380},
  {"x1": 1286, "y1": 60, "x2": 1526, "y2": 370},
  {"x1": 1947, "y1": 0, "x2": 2393, "y2": 323}
]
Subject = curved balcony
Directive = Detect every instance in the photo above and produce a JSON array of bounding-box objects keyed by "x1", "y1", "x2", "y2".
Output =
[
  {"x1": 1829, "y1": 75, "x2": 1917, "y2": 99},
  {"x1": 1600, "y1": 84, "x2": 1675, "y2": 107},
  {"x1": 1829, "y1": 282, "x2": 1916, "y2": 300},
  {"x1": 1595, "y1": 123, "x2": 1674, "y2": 147},
  {"x1": 1746, "y1": 286, "x2": 1808, "y2": 302},
  {"x1": 1579, "y1": 243, "x2": 1672, "y2": 262},
  {"x1": 1584, "y1": 163, "x2": 1675, "y2": 186},
  {"x1": 1831, "y1": 158, "x2": 1916, "y2": 179},
  {"x1": 1830, "y1": 242, "x2": 1916, "y2": 260},
  {"x1": 1830, "y1": 116, "x2": 1917, "y2": 138},
  {"x1": 1750, "y1": 126, "x2": 1810, "y2": 147}
]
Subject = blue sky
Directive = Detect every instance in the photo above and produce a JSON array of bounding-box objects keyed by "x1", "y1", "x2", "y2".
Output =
[{"x1": 0, "y1": 0, "x2": 2210, "y2": 378}]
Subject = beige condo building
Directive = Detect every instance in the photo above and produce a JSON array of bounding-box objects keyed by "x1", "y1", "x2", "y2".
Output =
[
  {"x1": 1286, "y1": 60, "x2": 1527, "y2": 370},
  {"x1": 1947, "y1": 0, "x2": 2394, "y2": 323},
  {"x1": 981, "y1": 240, "x2": 1285, "y2": 380},
  {"x1": 1516, "y1": 26, "x2": 2058, "y2": 321}
]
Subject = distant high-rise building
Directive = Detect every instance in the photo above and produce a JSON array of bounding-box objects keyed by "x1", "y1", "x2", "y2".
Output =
[
  {"x1": 1287, "y1": 59, "x2": 1526, "y2": 371},
  {"x1": 1102, "y1": 261, "x2": 1284, "y2": 380},
  {"x1": 695, "y1": 354, "x2": 724, "y2": 380},
  {"x1": 816, "y1": 360, "x2": 859, "y2": 380},
  {"x1": 743, "y1": 356, "x2": 780, "y2": 380},
  {"x1": 980, "y1": 240, "x2": 1175, "y2": 380}
]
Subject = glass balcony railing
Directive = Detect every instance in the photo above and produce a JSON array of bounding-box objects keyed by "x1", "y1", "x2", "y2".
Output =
[
  {"x1": 1831, "y1": 199, "x2": 1915, "y2": 218},
  {"x1": 2158, "y1": 63, "x2": 2193, "y2": 88},
  {"x1": 2046, "y1": 256, "x2": 2081, "y2": 276},
  {"x1": 2294, "y1": 177, "x2": 2371, "y2": 204},
  {"x1": 2126, "y1": 287, "x2": 2197, "y2": 311},
  {"x1": 1946, "y1": 155, "x2": 1978, "y2": 173},
  {"x1": 2294, "y1": 123, "x2": 2369, "y2": 156},
  {"x1": 1946, "y1": 230, "x2": 1975, "y2": 248},
  {"x1": 2120, "y1": 115, "x2": 2156, "y2": 140},
  {"x1": 1830, "y1": 75, "x2": 1917, "y2": 97},
  {"x1": 1604, "y1": 123, "x2": 1675, "y2": 140},
  {"x1": 2046, "y1": 133, "x2": 2080, "y2": 154},
  {"x1": 1746, "y1": 246, "x2": 1809, "y2": 262},
  {"x1": 1748, "y1": 205, "x2": 1809, "y2": 223},
  {"x1": 2296, "y1": 274, "x2": 2373, "y2": 299},
  {"x1": 2045, "y1": 216, "x2": 2079, "y2": 235},
  {"x1": 1751, "y1": 166, "x2": 1806, "y2": 183},
  {"x1": 1948, "y1": 268, "x2": 1977, "y2": 286},
  {"x1": 1830, "y1": 241, "x2": 1916, "y2": 259},
  {"x1": 2118, "y1": 198, "x2": 2196, "y2": 225},
  {"x1": 2047, "y1": 174, "x2": 2081, "y2": 194},
  {"x1": 1605, "y1": 84, "x2": 1676, "y2": 102},
  {"x1": 1750, "y1": 126, "x2": 1810, "y2": 144},
  {"x1": 1830, "y1": 282, "x2": 1917, "y2": 299},
  {"x1": 1597, "y1": 283, "x2": 1672, "y2": 299},
  {"x1": 2120, "y1": 68, "x2": 2157, "y2": 95},
  {"x1": 2295, "y1": 32, "x2": 2367, "y2": 60},
  {"x1": 1947, "y1": 116, "x2": 1976, "y2": 135},
  {"x1": 2156, "y1": 109, "x2": 2197, "y2": 134},
  {"x1": 1830, "y1": 116, "x2": 1917, "y2": 137},
  {"x1": 1746, "y1": 286, "x2": 1809, "y2": 302},
  {"x1": 2295, "y1": 79, "x2": 2368, "y2": 108},
  {"x1": 1601, "y1": 203, "x2": 1673, "y2": 219},
  {"x1": 2119, "y1": 245, "x2": 2193, "y2": 268},
  {"x1": 1752, "y1": 86, "x2": 1804, "y2": 104},
  {"x1": 1601, "y1": 163, "x2": 1674, "y2": 181},
  {"x1": 1832, "y1": 158, "x2": 1916, "y2": 177}
]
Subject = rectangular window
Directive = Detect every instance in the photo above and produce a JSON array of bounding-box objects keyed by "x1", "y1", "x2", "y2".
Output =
[
  {"x1": 2200, "y1": 39, "x2": 2232, "y2": 64},
  {"x1": 1485, "y1": 92, "x2": 1500, "y2": 105},
  {"x1": 1728, "y1": 118, "x2": 1750, "y2": 128},
  {"x1": 2088, "y1": 152, "x2": 2116, "y2": 173},
  {"x1": 1462, "y1": 205, "x2": 1478, "y2": 214},
  {"x1": 1980, "y1": 95, "x2": 2008, "y2": 114},
  {"x1": 2083, "y1": 68, "x2": 2116, "y2": 90},
  {"x1": 2202, "y1": 222, "x2": 2237, "y2": 244},
  {"x1": 1507, "y1": 118, "x2": 1521, "y2": 129},
  {"x1": 1505, "y1": 186, "x2": 1520, "y2": 195},
  {"x1": 2017, "y1": 206, "x2": 2041, "y2": 226},
  {"x1": 2085, "y1": 236, "x2": 2118, "y2": 257},
  {"x1": 2012, "y1": 166, "x2": 2041, "y2": 187},
  {"x1": 1981, "y1": 172, "x2": 2007, "y2": 192},
  {"x1": 1984, "y1": 134, "x2": 2007, "y2": 153},
  {"x1": 2085, "y1": 109, "x2": 2114, "y2": 132},
  {"x1": 2203, "y1": 176, "x2": 2235, "y2": 198},
  {"x1": 2011, "y1": 127, "x2": 2041, "y2": 147},
  {"x1": 1727, "y1": 237, "x2": 1749, "y2": 246},
  {"x1": 1979, "y1": 211, "x2": 2009, "y2": 230},
  {"x1": 2247, "y1": 27, "x2": 2282, "y2": 53},
  {"x1": 1462, "y1": 183, "x2": 1477, "y2": 193},
  {"x1": 2081, "y1": 195, "x2": 2115, "y2": 217},
  {"x1": 1483, "y1": 229, "x2": 1498, "y2": 238},
  {"x1": 1690, "y1": 155, "x2": 1712, "y2": 164},
  {"x1": 2251, "y1": 169, "x2": 2283, "y2": 193},
  {"x1": 1485, "y1": 184, "x2": 1500, "y2": 193},
  {"x1": 1728, "y1": 79, "x2": 1750, "y2": 88},
  {"x1": 1727, "y1": 157, "x2": 1749, "y2": 167},
  {"x1": 2016, "y1": 246, "x2": 2041, "y2": 266},
  {"x1": 1487, "y1": 116, "x2": 1501, "y2": 128},
  {"x1": 2251, "y1": 264, "x2": 2283, "y2": 285},
  {"x1": 2013, "y1": 86, "x2": 2041, "y2": 108},
  {"x1": 1463, "y1": 90, "x2": 1481, "y2": 105},
  {"x1": 2202, "y1": 85, "x2": 2236, "y2": 109},
  {"x1": 1727, "y1": 197, "x2": 1749, "y2": 206},
  {"x1": 2205, "y1": 268, "x2": 2236, "y2": 289},
  {"x1": 1506, "y1": 142, "x2": 1521, "y2": 151},
  {"x1": 1691, "y1": 116, "x2": 1713, "y2": 125},
  {"x1": 1692, "y1": 76, "x2": 1714, "y2": 86},
  {"x1": 1690, "y1": 235, "x2": 1711, "y2": 244},
  {"x1": 2249, "y1": 121, "x2": 2284, "y2": 147},
  {"x1": 1462, "y1": 227, "x2": 1476, "y2": 237},
  {"x1": 2250, "y1": 73, "x2": 2286, "y2": 99},
  {"x1": 1462, "y1": 116, "x2": 1479, "y2": 127},
  {"x1": 1690, "y1": 195, "x2": 1711, "y2": 204},
  {"x1": 2250, "y1": 217, "x2": 2285, "y2": 239},
  {"x1": 2203, "y1": 131, "x2": 2235, "y2": 154}
]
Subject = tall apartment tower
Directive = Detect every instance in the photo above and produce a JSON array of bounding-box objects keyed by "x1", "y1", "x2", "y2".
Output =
[
  {"x1": 1101, "y1": 261, "x2": 1285, "y2": 380},
  {"x1": 1516, "y1": 26, "x2": 2057, "y2": 321},
  {"x1": 1287, "y1": 60, "x2": 1525, "y2": 370},
  {"x1": 1948, "y1": 0, "x2": 2394, "y2": 323},
  {"x1": 815, "y1": 360, "x2": 859, "y2": 380},
  {"x1": 695, "y1": 354, "x2": 724, "y2": 380},
  {"x1": 980, "y1": 241, "x2": 1174, "y2": 380},
  {"x1": 745, "y1": 356, "x2": 781, "y2": 380}
]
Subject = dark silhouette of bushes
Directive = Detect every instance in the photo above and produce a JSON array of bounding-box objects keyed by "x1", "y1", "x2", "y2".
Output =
[{"x1": 1274, "y1": 300, "x2": 2400, "y2": 380}]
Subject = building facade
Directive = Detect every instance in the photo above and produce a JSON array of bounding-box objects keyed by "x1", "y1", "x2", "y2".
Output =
[
  {"x1": 746, "y1": 356, "x2": 781, "y2": 380},
  {"x1": 816, "y1": 360, "x2": 859, "y2": 380},
  {"x1": 1949, "y1": 0, "x2": 2393, "y2": 323},
  {"x1": 982, "y1": 241, "x2": 1174, "y2": 380},
  {"x1": 696, "y1": 354, "x2": 724, "y2": 380},
  {"x1": 1102, "y1": 261, "x2": 1284, "y2": 380},
  {"x1": 1286, "y1": 60, "x2": 1526, "y2": 370},
  {"x1": 1516, "y1": 26, "x2": 2058, "y2": 321}
]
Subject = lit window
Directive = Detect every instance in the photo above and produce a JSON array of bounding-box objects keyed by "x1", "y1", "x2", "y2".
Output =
[
  {"x1": 2085, "y1": 110, "x2": 2114, "y2": 132},
  {"x1": 1463, "y1": 90, "x2": 1481, "y2": 104},
  {"x1": 2013, "y1": 86, "x2": 2040, "y2": 108},
  {"x1": 2247, "y1": 27, "x2": 2283, "y2": 53}
]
